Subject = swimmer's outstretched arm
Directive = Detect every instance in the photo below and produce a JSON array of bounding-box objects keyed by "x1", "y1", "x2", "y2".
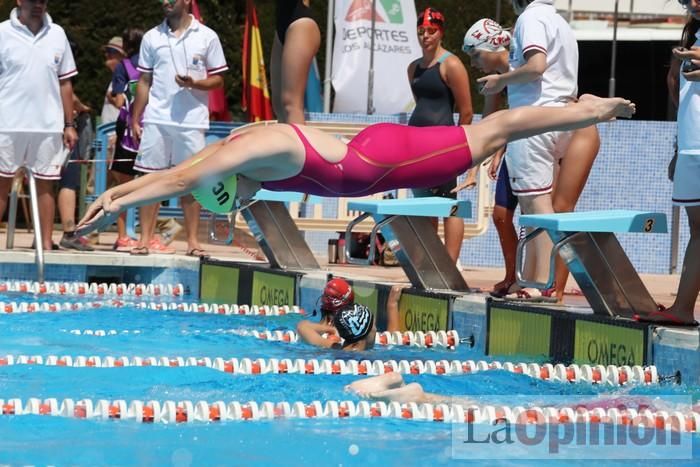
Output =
[{"x1": 296, "y1": 321, "x2": 340, "y2": 348}]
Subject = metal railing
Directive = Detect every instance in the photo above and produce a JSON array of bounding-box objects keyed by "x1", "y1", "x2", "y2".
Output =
[{"x1": 6, "y1": 168, "x2": 45, "y2": 283}]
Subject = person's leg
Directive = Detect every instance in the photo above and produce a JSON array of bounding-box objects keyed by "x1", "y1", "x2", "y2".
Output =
[
  {"x1": 492, "y1": 205, "x2": 518, "y2": 293},
  {"x1": 667, "y1": 205, "x2": 700, "y2": 322},
  {"x1": 551, "y1": 125, "x2": 600, "y2": 301},
  {"x1": 518, "y1": 193, "x2": 555, "y2": 286},
  {"x1": 35, "y1": 178, "x2": 56, "y2": 250},
  {"x1": 57, "y1": 188, "x2": 76, "y2": 233},
  {"x1": 464, "y1": 96, "x2": 634, "y2": 166},
  {"x1": 181, "y1": 193, "x2": 203, "y2": 255},
  {"x1": 0, "y1": 176, "x2": 13, "y2": 224},
  {"x1": 346, "y1": 372, "x2": 405, "y2": 397},
  {"x1": 444, "y1": 216, "x2": 464, "y2": 263},
  {"x1": 278, "y1": 19, "x2": 321, "y2": 124},
  {"x1": 270, "y1": 34, "x2": 285, "y2": 122}
]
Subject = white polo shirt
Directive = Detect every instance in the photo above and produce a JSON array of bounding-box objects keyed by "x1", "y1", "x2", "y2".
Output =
[
  {"x1": 138, "y1": 16, "x2": 228, "y2": 130},
  {"x1": 0, "y1": 9, "x2": 77, "y2": 133},
  {"x1": 677, "y1": 30, "x2": 700, "y2": 155},
  {"x1": 508, "y1": 0, "x2": 578, "y2": 108}
]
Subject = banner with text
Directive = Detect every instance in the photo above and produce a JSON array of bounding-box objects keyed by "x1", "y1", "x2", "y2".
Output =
[{"x1": 331, "y1": 0, "x2": 421, "y2": 113}]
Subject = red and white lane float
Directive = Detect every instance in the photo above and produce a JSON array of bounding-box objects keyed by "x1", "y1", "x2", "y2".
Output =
[
  {"x1": 0, "y1": 281, "x2": 185, "y2": 297},
  {"x1": 133, "y1": 302, "x2": 304, "y2": 316},
  {"x1": 0, "y1": 300, "x2": 303, "y2": 316},
  {"x1": 0, "y1": 397, "x2": 696, "y2": 431},
  {"x1": 0, "y1": 355, "x2": 665, "y2": 385},
  {"x1": 60, "y1": 328, "x2": 461, "y2": 349}
]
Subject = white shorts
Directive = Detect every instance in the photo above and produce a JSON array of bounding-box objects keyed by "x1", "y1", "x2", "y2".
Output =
[
  {"x1": 134, "y1": 124, "x2": 206, "y2": 173},
  {"x1": 0, "y1": 132, "x2": 67, "y2": 180},
  {"x1": 504, "y1": 130, "x2": 573, "y2": 196},
  {"x1": 673, "y1": 153, "x2": 700, "y2": 206}
]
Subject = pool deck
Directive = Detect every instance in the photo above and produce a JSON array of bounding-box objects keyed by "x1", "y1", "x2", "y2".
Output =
[{"x1": 0, "y1": 229, "x2": 696, "y2": 317}]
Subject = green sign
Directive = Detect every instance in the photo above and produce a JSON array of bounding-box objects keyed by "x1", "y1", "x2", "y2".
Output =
[
  {"x1": 200, "y1": 264, "x2": 239, "y2": 303},
  {"x1": 399, "y1": 293, "x2": 448, "y2": 332},
  {"x1": 251, "y1": 271, "x2": 295, "y2": 307},
  {"x1": 574, "y1": 321, "x2": 645, "y2": 366},
  {"x1": 488, "y1": 307, "x2": 551, "y2": 358}
]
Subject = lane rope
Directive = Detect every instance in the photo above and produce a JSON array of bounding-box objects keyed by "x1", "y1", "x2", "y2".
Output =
[
  {"x1": 0, "y1": 300, "x2": 303, "y2": 316},
  {"x1": 0, "y1": 355, "x2": 668, "y2": 385},
  {"x1": 59, "y1": 328, "x2": 462, "y2": 349},
  {"x1": 0, "y1": 397, "x2": 696, "y2": 430},
  {"x1": 0, "y1": 281, "x2": 184, "y2": 297}
]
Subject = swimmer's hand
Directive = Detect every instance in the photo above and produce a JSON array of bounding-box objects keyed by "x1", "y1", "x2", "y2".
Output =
[
  {"x1": 477, "y1": 74, "x2": 506, "y2": 95},
  {"x1": 76, "y1": 191, "x2": 121, "y2": 236}
]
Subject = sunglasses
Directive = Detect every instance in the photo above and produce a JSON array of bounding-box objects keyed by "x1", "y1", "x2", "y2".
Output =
[{"x1": 678, "y1": 0, "x2": 691, "y2": 5}]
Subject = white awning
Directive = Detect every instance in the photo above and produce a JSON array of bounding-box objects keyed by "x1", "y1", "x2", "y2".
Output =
[
  {"x1": 554, "y1": 0, "x2": 687, "y2": 16},
  {"x1": 571, "y1": 23, "x2": 684, "y2": 42}
]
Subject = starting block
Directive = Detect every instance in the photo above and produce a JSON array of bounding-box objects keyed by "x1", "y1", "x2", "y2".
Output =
[
  {"x1": 345, "y1": 197, "x2": 472, "y2": 292},
  {"x1": 517, "y1": 210, "x2": 667, "y2": 318},
  {"x1": 231, "y1": 190, "x2": 323, "y2": 270}
]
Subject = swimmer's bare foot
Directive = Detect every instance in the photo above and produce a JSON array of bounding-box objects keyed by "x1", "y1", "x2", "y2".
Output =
[
  {"x1": 345, "y1": 372, "x2": 405, "y2": 397},
  {"x1": 580, "y1": 94, "x2": 636, "y2": 121}
]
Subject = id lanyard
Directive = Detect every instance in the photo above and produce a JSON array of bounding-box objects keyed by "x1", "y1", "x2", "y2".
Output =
[{"x1": 167, "y1": 30, "x2": 189, "y2": 78}]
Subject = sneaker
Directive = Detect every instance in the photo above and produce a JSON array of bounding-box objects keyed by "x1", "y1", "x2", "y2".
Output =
[
  {"x1": 148, "y1": 236, "x2": 176, "y2": 254},
  {"x1": 113, "y1": 236, "x2": 139, "y2": 251},
  {"x1": 157, "y1": 218, "x2": 183, "y2": 245},
  {"x1": 59, "y1": 233, "x2": 94, "y2": 252}
]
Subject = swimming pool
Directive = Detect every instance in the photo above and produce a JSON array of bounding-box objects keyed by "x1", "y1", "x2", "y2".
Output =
[{"x1": 0, "y1": 286, "x2": 698, "y2": 465}]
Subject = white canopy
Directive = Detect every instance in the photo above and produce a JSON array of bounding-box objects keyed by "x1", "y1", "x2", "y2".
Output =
[{"x1": 554, "y1": 0, "x2": 687, "y2": 16}]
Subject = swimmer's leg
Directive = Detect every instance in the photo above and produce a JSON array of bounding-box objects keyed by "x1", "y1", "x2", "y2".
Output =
[
  {"x1": 346, "y1": 372, "x2": 405, "y2": 397},
  {"x1": 465, "y1": 96, "x2": 635, "y2": 166}
]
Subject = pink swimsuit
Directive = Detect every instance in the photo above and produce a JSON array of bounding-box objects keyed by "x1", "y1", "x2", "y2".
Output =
[{"x1": 262, "y1": 123, "x2": 472, "y2": 197}]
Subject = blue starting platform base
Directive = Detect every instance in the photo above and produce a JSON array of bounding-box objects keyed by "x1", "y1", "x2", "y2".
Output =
[
  {"x1": 516, "y1": 210, "x2": 668, "y2": 319},
  {"x1": 346, "y1": 197, "x2": 472, "y2": 292}
]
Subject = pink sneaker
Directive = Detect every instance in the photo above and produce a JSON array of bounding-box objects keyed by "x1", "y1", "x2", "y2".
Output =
[
  {"x1": 148, "y1": 237, "x2": 176, "y2": 254},
  {"x1": 113, "y1": 237, "x2": 139, "y2": 251}
]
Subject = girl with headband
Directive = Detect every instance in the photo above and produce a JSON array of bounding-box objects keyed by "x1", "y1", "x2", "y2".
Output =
[
  {"x1": 272, "y1": 0, "x2": 320, "y2": 124},
  {"x1": 467, "y1": 7, "x2": 601, "y2": 304},
  {"x1": 76, "y1": 95, "x2": 635, "y2": 236},
  {"x1": 407, "y1": 7, "x2": 473, "y2": 265}
]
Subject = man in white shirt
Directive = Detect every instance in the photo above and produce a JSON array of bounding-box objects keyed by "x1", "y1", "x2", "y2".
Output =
[
  {"x1": 0, "y1": 0, "x2": 78, "y2": 251},
  {"x1": 478, "y1": 0, "x2": 581, "y2": 295},
  {"x1": 130, "y1": 0, "x2": 228, "y2": 256}
]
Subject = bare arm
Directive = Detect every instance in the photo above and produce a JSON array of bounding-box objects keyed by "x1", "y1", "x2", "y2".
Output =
[
  {"x1": 296, "y1": 320, "x2": 339, "y2": 348},
  {"x1": 386, "y1": 285, "x2": 406, "y2": 333},
  {"x1": 668, "y1": 56, "x2": 680, "y2": 109},
  {"x1": 60, "y1": 79, "x2": 78, "y2": 150},
  {"x1": 108, "y1": 92, "x2": 126, "y2": 109},
  {"x1": 443, "y1": 57, "x2": 473, "y2": 125},
  {"x1": 478, "y1": 50, "x2": 546, "y2": 95},
  {"x1": 175, "y1": 74, "x2": 225, "y2": 91},
  {"x1": 130, "y1": 72, "x2": 152, "y2": 142}
]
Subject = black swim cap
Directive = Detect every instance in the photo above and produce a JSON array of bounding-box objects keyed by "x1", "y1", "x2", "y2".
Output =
[{"x1": 333, "y1": 304, "x2": 374, "y2": 344}]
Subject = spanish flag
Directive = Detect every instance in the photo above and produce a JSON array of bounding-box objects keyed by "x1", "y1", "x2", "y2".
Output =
[
  {"x1": 242, "y1": 0, "x2": 274, "y2": 122},
  {"x1": 191, "y1": 0, "x2": 231, "y2": 121}
]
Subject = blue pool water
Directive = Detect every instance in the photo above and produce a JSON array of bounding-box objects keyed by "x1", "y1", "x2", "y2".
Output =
[{"x1": 0, "y1": 291, "x2": 698, "y2": 465}]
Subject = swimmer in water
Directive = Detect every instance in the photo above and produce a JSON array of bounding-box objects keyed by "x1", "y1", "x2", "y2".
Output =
[
  {"x1": 77, "y1": 95, "x2": 636, "y2": 234},
  {"x1": 295, "y1": 278, "x2": 355, "y2": 347},
  {"x1": 297, "y1": 303, "x2": 376, "y2": 352}
]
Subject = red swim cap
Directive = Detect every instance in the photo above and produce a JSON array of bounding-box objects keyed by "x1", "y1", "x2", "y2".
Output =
[
  {"x1": 321, "y1": 278, "x2": 354, "y2": 313},
  {"x1": 417, "y1": 7, "x2": 445, "y2": 31}
]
